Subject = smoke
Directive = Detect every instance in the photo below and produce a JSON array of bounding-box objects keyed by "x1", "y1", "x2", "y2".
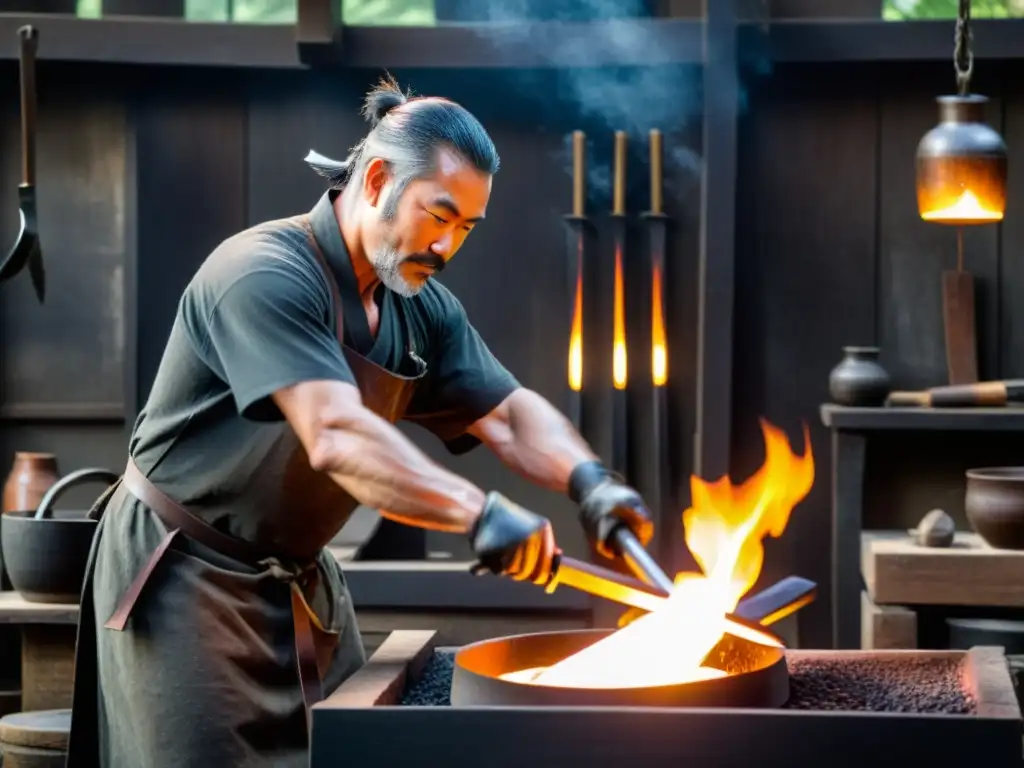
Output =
[{"x1": 464, "y1": 0, "x2": 706, "y2": 205}]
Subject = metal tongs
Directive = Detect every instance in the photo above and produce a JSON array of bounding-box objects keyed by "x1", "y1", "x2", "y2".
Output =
[
  {"x1": 477, "y1": 521, "x2": 815, "y2": 637},
  {"x1": 547, "y1": 526, "x2": 816, "y2": 641}
]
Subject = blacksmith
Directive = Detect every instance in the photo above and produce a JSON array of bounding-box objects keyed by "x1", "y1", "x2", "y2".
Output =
[{"x1": 66, "y1": 76, "x2": 655, "y2": 768}]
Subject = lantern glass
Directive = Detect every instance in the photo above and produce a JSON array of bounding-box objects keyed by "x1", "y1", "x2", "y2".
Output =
[{"x1": 915, "y1": 95, "x2": 1008, "y2": 226}]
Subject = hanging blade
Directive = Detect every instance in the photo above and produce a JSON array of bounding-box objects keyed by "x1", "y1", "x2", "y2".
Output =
[{"x1": 0, "y1": 26, "x2": 44, "y2": 303}]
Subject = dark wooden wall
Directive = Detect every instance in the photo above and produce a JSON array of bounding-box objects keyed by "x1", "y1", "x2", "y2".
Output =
[
  {"x1": 0, "y1": 57, "x2": 1021, "y2": 645},
  {"x1": 733, "y1": 60, "x2": 1023, "y2": 646}
]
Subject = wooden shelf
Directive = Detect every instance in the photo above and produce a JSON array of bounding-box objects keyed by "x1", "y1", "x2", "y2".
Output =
[
  {"x1": 0, "y1": 548, "x2": 589, "y2": 623},
  {"x1": 340, "y1": 559, "x2": 589, "y2": 611},
  {"x1": 861, "y1": 530, "x2": 1024, "y2": 608},
  {"x1": 0, "y1": 592, "x2": 77, "y2": 624},
  {"x1": 821, "y1": 403, "x2": 1024, "y2": 432}
]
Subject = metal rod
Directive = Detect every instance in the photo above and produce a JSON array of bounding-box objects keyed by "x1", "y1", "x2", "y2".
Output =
[
  {"x1": 610, "y1": 130, "x2": 629, "y2": 479},
  {"x1": 644, "y1": 127, "x2": 672, "y2": 567},
  {"x1": 611, "y1": 389, "x2": 628, "y2": 478},
  {"x1": 651, "y1": 384, "x2": 671, "y2": 563},
  {"x1": 957, "y1": 226, "x2": 965, "y2": 273},
  {"x1": 612, "y1": 526, "x2": 676, "y2": 594},
  {"x1": 564, "y1": 130, "x2": 587, "y2": 433}
]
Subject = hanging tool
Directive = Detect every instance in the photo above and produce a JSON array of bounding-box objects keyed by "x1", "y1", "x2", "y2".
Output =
[
  {"x1": 609, "y1": 130, "x2": 629, "y2": 478},
  {"x1": 563, "y1": 130, "x2": 588, "y2": 431},
  {"x1": 643, "y1": 128, "x2": 673, "y2": 567},
  {"x1": 0, "y1": 25, "x2": 45, "y2": 303}
]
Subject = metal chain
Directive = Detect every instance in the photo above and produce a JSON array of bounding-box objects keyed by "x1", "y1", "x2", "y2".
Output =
[{"x1": 954, "y1": 0, "x2": 973, "y2": 95}]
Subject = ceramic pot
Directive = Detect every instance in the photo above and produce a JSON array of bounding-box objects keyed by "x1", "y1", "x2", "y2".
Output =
[
  {"x1": 2, "y1": 452, "x2": 60, "y2": 516},
  {"x1": 2, "y1": 467, "x2": 118, "y2": 604},
  {"x1": 828, "y1": 346, "x2": 892, "y2": 407},
  {"x1": 1, "y1": 452, "x2": 60, "y2": 591},
  {"x1": 964, "y1": 468, "x2": 1024, "y2": 550}
]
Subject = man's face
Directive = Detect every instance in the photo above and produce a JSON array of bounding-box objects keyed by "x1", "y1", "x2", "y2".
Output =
[{"x1": 362, "y1": 148, "x2": 492, "y2": 297}]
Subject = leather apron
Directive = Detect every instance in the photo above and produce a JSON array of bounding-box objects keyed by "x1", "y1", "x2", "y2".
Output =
[{"x1": 66, "y1": 217, "x2": 426, "y2": 768}]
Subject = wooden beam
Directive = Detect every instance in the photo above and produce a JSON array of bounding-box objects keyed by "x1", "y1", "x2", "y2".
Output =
[
  {"x1": 860, "y1": 591, "x2": 917, "y2": 650},
  {"x1": 694, "y1": 0, "x2": 739, "y2": 482},
  {"x1": 296, "y1": 0, "x2": 341, "y2": 67},
  {"x1": 0, "y1": 16, "x2": 1022, "y2": 68},
  {"x1": 862, "y1": 531, "x2": 1024, "y2": 607}
]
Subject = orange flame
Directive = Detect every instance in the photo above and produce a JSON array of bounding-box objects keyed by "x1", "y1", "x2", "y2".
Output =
[
  {"x1": 568, "y1": 265, "x2": 583, "y2": 392},
  {"x1": 652, "y1": 263, "x2": 667, "y2": 387},
  {"x1": 920, "y1": 189, "x2": 1003, "y2": 224},
  {"x1": 613, "y1": 244, "x2": 627, "y2": 390},
  {"x1": 503, "y1": 420, "x2": 814, "y2": 689}
]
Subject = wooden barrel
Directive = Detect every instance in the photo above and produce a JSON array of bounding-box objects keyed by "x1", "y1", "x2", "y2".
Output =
[{"x1": 0, "y1": 709, "x2": 70, "y2": 768}]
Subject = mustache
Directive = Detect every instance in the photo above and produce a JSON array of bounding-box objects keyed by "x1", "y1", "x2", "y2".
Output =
[{"x1": 404, "y1": 254, "x2": 446, "y2": 273}]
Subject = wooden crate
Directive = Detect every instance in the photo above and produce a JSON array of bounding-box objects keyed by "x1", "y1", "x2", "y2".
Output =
[{"x1": 860, "y1": 591, "x2": 917, "y2": 649}]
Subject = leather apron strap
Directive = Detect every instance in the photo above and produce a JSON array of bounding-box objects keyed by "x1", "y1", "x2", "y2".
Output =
[{"x1": 110, "y1": 459, "x2": 325, "y2": 724}]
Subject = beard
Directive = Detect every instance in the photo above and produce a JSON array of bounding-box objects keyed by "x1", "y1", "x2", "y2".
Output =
[{"x1": 368, "y1": 236, "x2": 445, "y2": 298}]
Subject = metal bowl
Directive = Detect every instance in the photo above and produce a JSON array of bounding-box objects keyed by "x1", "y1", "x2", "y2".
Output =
[{"x1": 452, "y1": 628, "x2": 789, "y2": 709}]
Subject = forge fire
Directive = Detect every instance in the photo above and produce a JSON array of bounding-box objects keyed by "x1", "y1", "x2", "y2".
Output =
[{"x1": 505, "y1": 419, "x2": 813, "y2": 691}]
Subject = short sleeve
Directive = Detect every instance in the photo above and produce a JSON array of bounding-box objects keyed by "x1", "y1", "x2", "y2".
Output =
[
  {"x1": 405, "y1": 295, "x2": 519, "y2": 454},
  {"x1": 194, "y1": 265, "x2": 356, "y2": 421}
]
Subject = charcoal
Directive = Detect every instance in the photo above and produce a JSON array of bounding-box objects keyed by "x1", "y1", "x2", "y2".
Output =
[
  {"x1": 784, "y1": 657, "x2": 975, "y2": 713},
  {"x1": 401, "y1": 650, "x2": 977, "y2": 714},
  {"x1": 402, "y1": 650, "x2": 456, "y2": 706}
]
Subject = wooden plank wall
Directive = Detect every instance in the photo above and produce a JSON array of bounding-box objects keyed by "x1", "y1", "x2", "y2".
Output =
[
  {"x1": 0, "y1": 58, "x2": 1022, "y2": 645},
  {"x1": 733, "y1": 60, "x2": 1024, "y2": 647}
]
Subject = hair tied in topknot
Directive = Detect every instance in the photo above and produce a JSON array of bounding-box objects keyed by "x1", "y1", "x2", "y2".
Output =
[
  {"x1": 361, "y1": 73, "x2": 411, "y2": 128},
  {"x1": 304, "y1": 149, "x2": 350, "y2": 188}
]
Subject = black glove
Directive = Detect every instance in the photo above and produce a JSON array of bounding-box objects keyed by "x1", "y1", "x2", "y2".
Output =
[
  {"x1": 468, "y1": 492, "x2": 556, "y2": 585},
  {"x1": 569, "y1": 461, "x2": 654, "y2": 560}
]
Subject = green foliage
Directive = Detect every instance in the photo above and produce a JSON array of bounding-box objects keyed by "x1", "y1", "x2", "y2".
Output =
[
  {"x1": 76, "y1": 0, "x2": 436, "y2": 24},
  {"x1": 884, "y1": 0, "x2": 1024, "y2": 19}
]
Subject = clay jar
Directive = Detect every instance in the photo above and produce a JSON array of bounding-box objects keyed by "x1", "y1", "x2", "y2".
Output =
[
  {"x1": 2, "y1": 453, "x2": 59, "y2": 515},
  {"x1": 964, "y1": 468, "x2": 1024, "y2": 550},
  {"x1": 828, "y1": 346, "x2": 892, "y2": 407}
]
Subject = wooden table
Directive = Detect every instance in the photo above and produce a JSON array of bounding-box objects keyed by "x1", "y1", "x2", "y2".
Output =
[
  {"x1": 0, "y1": 546, "x2": 593, "y2": 709},
  {"x1": 820, "y1": 403, "x2": 1024, "y2": 649},
  {"x1": 0, "y1": 592, "x2": 78, "y2": 711},
  {"x1": 860, "y1": 530, "x2": 1024, "y2": 650}
]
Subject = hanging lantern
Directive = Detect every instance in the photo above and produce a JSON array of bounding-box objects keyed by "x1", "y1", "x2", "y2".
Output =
[
  {"x1": 916, "y1": 95, "x2": 1008, "y2": 225},
  {"x1": 915, "y1": 0, "x2": 1008, "y2": 226}
]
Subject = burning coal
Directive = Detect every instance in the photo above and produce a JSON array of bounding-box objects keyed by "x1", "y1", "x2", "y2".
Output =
[{"x1": 503, "y1": 420, "x2": 814, "y2": 689}]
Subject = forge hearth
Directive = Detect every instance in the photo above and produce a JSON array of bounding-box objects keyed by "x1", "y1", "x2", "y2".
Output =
[
  {"x1": 310, "y1": 631, "x2": 1023, "y2": 768},
  {"x1": 450, "y1": 629, "x2": 790, "y2": 709}
]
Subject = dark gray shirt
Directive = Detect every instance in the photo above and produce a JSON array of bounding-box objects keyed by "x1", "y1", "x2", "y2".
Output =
[{"x1": 129, "y1": 192, "x2": 518, "y2": 547}]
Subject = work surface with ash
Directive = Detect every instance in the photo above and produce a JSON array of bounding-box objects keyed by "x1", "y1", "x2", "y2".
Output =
[{"x1": 402, "y1": 650, "x2": 977, "y2": 713}]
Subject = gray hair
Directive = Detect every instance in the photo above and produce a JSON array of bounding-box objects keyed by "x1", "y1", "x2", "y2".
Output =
[{"x1": 305, "y1": 74, "x2": 500, "y2": 221}]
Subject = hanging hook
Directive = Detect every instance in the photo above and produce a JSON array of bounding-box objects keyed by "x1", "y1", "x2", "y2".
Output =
[{"x1": 954, "y1": 0, "x2": 974, "y2": 95}]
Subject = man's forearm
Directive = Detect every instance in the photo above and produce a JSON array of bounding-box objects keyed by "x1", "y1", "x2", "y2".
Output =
[
  {"x1": 479, "y1": 389, "x2": 598, "y2": 493},
  {"x1": 310, "y1": 408, "x2": 485, "y2": 534}
]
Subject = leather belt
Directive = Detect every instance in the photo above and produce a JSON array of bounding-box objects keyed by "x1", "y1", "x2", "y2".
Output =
[{"x1": 108, "y1": 459, "x2": 324, "y2": 724}]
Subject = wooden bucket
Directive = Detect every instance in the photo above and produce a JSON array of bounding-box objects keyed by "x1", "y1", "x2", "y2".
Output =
[{"x1": 0, "y1": 709, "x2": 70, "y2": 768}]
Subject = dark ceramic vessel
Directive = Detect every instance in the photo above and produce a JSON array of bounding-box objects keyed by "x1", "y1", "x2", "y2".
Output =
[
  {"x1": 2, "y1": 467, "x2": 118, "y2": 604},
  {"x1": 965, "y1": 468, "x2": 1024, "y2": 550},
  {"x1": 828, "y1": 346, "x2": 892, "y2": 407}
]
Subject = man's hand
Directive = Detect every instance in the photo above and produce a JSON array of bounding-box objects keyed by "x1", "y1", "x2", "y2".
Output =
[
  {"x1": 469, "y1": 492, "x2": 556, "y2": 584},
  {"x1": 570, "y1": 461, "x2": 654, "y2": 560}
]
